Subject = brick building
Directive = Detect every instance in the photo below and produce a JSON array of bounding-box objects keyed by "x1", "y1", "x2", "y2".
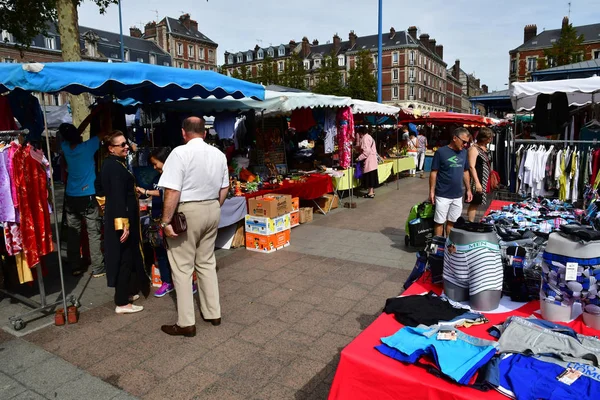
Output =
[
  {"x1": 447, "y1": 59, "x2": 484, "y2": 113},
  {"x1": 446, "y1": 73, "x2": 463, "y2": 113},
  {"x1": 224, "y1": 26, "x2": 451, "y2": 112},
  {"x1": 142, "y1": 14, "x2": 218, "y2": 70},
  {"x1": 509, "y1": 17, "x2": 600, "y2": 83}
]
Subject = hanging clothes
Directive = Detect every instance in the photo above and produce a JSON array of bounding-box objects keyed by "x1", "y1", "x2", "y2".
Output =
[
  {"x1": 0, "y1": 96, "x2": 18, "y2": 131},
  {"x1": 323, "y1": 109, "x2": 337, "y2": 154},
  {"x1": 533, "y1": 92, "x2": 569, "y2": 136},
  {"x1": 0, "y1": 151, "x2": 16, "y2": 222},
  {"x1": 233, "y1": 116, "x2": 247, "y2": 150},
  {"x1": 336, "y1": 107, "x2": 354, "y2": 169},
  {"x1": 214, "y1": 112, "x2": 237, "y2": 140},
  {"x1": 290, "y1": 108, "x2": 317, "y2": 132},
  {"x1": 7, "y1": 90, "x2": 45, "y2": 141}
]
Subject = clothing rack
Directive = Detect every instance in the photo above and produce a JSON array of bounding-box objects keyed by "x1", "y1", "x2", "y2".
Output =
[
  {"x1": 515, "y1": 139, "x2": 600, "y2": 144},
  {"x1": 0, "y1": 115, "x2": 76, "y2": 331}
]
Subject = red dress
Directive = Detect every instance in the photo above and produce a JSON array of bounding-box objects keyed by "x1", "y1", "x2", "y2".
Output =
[{"x1": 13, "y1": 145, "x2": 53, "y2": 267}]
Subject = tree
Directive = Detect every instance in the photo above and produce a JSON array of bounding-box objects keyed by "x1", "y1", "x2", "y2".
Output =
[
  {"x1": 346, "y1": 50, "x2": 377, "y2": 101},
  {"x1": 280, "y1": 52, "x2": 306, "y2": 90},
  {"x1": 1, "y1": 0, "x2": 118, "y2": 137},
  {"x1": 312, "y1": 52, "x2": 345, "y2": 96},
  {"x1": 542, "y1": 22, "x2": 585, "y2": 68},
  {"x1": 258, "y1": 56, "x2": 278, "y2": 85}
]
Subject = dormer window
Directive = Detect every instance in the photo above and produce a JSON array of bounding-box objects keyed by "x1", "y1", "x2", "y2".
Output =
[
  {"x1": 236, "y1": 53, "x2": 243, "y2": 63},
  {"x1": 337, "y1": 55, "x2": 345, "y2": 67},
  {"x1": 314, "y1": 59, "x2": 321, "y2": 69},
  {"x1": 1, "y1": 30, "x2": 12, "y2": 43},
  {"x1": 227, "y1": 54, "x2": 234, "y2": 64},
  {"x1": 278, "y1": 46, "x2": 285, "y2": 57},
  {"x1": 267, "y1": 47, "x2": 274, "y2": 57},
  {"x1": 303, "y1": 59, "x2": 310, "y2": 70},
  {"x1": 45, "y1": 36, "x2": 56, "y2": 50},
  {"x1": 257, "y1": 49, "x2": 264, "y2": 60},
  {"x1": 247, "y1": 51, "x2": 253, "y2": 62}
]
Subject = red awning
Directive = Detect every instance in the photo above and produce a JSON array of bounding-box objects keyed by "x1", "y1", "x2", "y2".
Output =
[{"x1": 398, "y1": 109, "x2": 491, "y2": 127}]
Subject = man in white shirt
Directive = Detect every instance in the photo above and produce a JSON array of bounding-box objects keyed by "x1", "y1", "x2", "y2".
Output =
[{"x1": 158, "y1": 117, "x2": 229, "y2": 337}]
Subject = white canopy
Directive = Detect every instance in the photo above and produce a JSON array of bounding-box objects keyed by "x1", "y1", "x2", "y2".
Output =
[
  {"x1": 510, "y1": 76, "x2": 600, "y2": 111},
  {"x1": 350, "y1": 99, "x2": 400, "y2": 116},
  {"x1": 258, "y1": 90, "x2": 351, "y2": 116}
]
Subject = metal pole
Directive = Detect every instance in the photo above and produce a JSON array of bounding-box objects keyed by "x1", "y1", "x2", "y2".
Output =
[
  {"x1": 396, "y1": 127, "x2": 399, "y2": 190},
  {"x1": 118, "y1": 0, "x2": 125, "y2": 62},
  {"x1": 41, "y1": 94, "x2": 70, "y2": 324},
  {"x1": 377, "y1": 0, "x2": 383, "y2": 103}
]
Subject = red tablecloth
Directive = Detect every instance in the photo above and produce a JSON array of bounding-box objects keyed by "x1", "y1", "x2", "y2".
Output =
[
  {"x1": 485, "y1": 200, "x2": 513, "y2": 215},
  {"x1": 328, "y1": 280, "x2": 600, "y2": 400},
  {"x1": 243, "y1": 174, "x2": 334, "y2": 201}
]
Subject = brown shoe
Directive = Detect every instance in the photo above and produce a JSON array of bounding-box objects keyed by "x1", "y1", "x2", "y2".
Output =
[
  {"x1": 161, "y1": 324, "x2": 196, "y2": 337},
  {"x1": 200, "y1": 312, "x2": 221, "y2": 326}
]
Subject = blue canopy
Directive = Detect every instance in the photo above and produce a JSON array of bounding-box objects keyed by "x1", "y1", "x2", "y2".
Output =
[{"x1": 0, "y1": 62, "x2": 265, "y2": 103}]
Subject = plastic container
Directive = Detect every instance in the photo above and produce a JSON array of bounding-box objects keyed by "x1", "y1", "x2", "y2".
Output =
[
  {"x1": 583, "y1": 311, "x2": 600, "y2": 330},
  {"x1": 540, "y1": 296, "x2": 573, "y2": 322}
]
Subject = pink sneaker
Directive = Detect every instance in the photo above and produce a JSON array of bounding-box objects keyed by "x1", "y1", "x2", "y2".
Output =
[{"x1": 154, "y1": 282, "x2": 174, "y2": 298}]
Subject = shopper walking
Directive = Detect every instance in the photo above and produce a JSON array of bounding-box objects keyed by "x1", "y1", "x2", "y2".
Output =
[
  {"x1": 356, "y1": 127, "x2": 379, "y2": 198},
  {"x1": 101, "y1": 131, "x2": 150, "y2": 314},
  {"x1": 466, "y1": 128, "x2": 494, "y2": 222},
  {"x1": 407, "y1": 130, "x2": 419, "y2": 177},
  {"x1": 429, "y1": 127, "x2": 473, "y2": 237},
  {"x1": 416, "y1": 129, "x2": 428, "y2": 178},
  {"x1": 159, "y1": 117, "x2": 229, "y2": 337}
]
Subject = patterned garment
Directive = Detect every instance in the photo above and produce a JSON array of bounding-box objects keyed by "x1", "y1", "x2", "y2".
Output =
[
  {"x1": 13, "y1": 145, "x2": 54, "y2": 268},
  {"x1": 4, "y1": 222, "x2": 23, "y2": 256},
  {"x1": 336, "y1": 107, "x2": 354, "y2": 169},
  {"x1": 471, "y1": 145, "x2": 490, "y2": 205},
  {"x1": 324, "y1": 109, "x2": 337, "y2": 154},
  {"x1": 0, "y1": 151, "x2": 15, "y2": 222}
]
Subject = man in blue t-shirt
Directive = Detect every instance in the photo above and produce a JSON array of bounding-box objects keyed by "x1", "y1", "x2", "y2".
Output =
[
  {"x1": 429, "y1": 127, "x2": 473, "y2": 236},
  {"x1": 59, "y1": 104, "x2": 108, "y2": 277}
]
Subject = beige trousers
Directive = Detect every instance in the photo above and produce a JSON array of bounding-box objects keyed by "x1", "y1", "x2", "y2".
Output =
[{"x1": 166, "y1": 200, "x2": 221, "y2": 327}]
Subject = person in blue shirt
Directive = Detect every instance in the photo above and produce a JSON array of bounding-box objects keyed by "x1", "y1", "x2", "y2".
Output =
[
  {"x1": 429, "y1": 127, "x2": 473, "y2": 237},
  {"x1": 59, "y1": 103, "x2": 109, "y2": 277}
]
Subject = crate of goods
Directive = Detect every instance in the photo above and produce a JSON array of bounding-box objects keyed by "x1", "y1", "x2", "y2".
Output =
[
  {"x1": 245, "y1": 230, "x2": 291, "y2": 253},
  {"x1": 248, "y1": 194, "x2": 293, "y2": 218},
  {"x1": 245, "y1": 214, "x2": 291, "y2": 235},
  {"x1": 291, "y1": 197, "x2": 300, "y2": 211},
  {"x1": 299, "y1": 207, "x2": 313, "y2": 224},
  {"x1": 313, "y1": 194, "x2": 339, "y2": 214},
  {"x1": 290, "y1": 210, "x2": 300, "y2": 227}
]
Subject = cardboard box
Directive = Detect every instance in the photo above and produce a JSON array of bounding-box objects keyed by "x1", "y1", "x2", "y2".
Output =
[
  {"x1": 248, "y1": 194, "x2": 292, "y2": 218},
  {"x1": 291, "y1": 197, "x2": 300, "y2": 211},
  {"x1": 299, "y1": 207, "x2": 313, "y2": 224},
  {"x1": 245, "y1": 230, "x2": 291, "y2": 253},
  {"x1": 290, "y1": 211, "x2": 300, "y2": 227},
  {"x1": 245, "y1": 214, "x2": 291, "y2": 235},
  {"x1": 314, "y1": 194, "x2": 339, "y2": 214}
]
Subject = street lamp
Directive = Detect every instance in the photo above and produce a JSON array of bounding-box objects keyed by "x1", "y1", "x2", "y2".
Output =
[
  {"x1": 377, "y1": 0, "x2": 383, "y2": 103},
  {"x1": 118, "y1": 0, "x2": 125, "y2": 62}
]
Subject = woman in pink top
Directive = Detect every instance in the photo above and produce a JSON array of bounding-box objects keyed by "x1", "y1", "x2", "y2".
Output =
[{"x1": 356, "y1": 127, "x2": 379, "y2": 198}]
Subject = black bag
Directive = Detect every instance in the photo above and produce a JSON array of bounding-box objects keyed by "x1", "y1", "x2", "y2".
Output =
[{"x1": 408, "y1": 218, "x2": 434, "y2": 247}]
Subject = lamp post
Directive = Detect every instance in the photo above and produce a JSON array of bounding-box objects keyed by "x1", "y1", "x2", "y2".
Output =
[
  {"x1": 118, "y1": 0, "x2": 125, "y2": 62},
  {"x1": 377, "y1": 0, "x2": 383, "y2": 103}
]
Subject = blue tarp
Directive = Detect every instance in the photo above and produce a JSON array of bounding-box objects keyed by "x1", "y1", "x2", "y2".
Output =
[{"x1": 0, "y1": 62, "x2": 265, "y2": 103}]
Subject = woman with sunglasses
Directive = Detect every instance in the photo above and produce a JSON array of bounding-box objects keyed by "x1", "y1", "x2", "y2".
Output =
[{"x1": 101, "y1": 131, "x2": 150, "y2": 314}]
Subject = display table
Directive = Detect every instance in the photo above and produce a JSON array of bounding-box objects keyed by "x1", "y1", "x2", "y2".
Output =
[
  {"x1": 390, "y1": 156, "x2": 416, "y2": 174},
  {"x1": 328, "y1": 280, "x2": 599, "y2": 400},
  {"x1": 332, "y1": 161, "x2": 396, "y2": 191},
  {"x1": 218, "y1": 196, "x2": 247, "y2": 229},
  {"x1": 244, "y1": 174, "x2": 334, "y2": 201}
]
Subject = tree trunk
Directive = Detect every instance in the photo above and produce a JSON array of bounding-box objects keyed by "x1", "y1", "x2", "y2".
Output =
[{"x1": 56, "y1": 0, "x2": 90, "y2": 139}]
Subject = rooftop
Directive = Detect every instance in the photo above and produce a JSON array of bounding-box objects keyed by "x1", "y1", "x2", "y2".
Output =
[{"x1": 512, "y1": 22, "x2": 600, "y2": 52}]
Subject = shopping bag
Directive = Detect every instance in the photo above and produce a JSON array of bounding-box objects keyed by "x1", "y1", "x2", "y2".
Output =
[
  {"x1": 408, "y1": 217, "x2": 434, "y2": 247},
  {"x1": 354, "y1": 162, "x2": 363, "y2": 179},
  {"x1": 486, "y1": 170, "x2": 500, "y2": 193}
]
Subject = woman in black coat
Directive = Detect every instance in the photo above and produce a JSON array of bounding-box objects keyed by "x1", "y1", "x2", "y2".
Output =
[{"x1": 100, "y1": 131, "x2": 150, "y2": 314}]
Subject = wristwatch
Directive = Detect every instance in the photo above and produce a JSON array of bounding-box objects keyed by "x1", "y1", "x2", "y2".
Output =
[{"x1": 160, "y1": 221, "x2": 170, "y2": 229}]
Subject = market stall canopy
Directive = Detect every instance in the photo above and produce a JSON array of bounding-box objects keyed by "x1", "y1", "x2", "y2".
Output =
[
  {"x1": 397, "y1": 108, "x2": 431, "y2": 123},
  {"x1": 0, "y1": 62, "x2": 265, "y2": 103},
  {"x1": 510, "y1": 76, "x2": 600, "y2": 111},
  {"x1": 259, "y1": 90, "x2": 351, "y2": 116},
  {"x1": 398, "y1": 108, "x2": 491, "y2": 126},
  {"x1": 350, "y1": 99, "x2": 400, "y2": 116}
]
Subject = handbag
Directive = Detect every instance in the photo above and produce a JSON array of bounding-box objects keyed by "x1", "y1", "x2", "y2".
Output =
[
  {"x1": 354, "y1": 161, "x2": 363, "y2": 179},
  {"x1": 486, "y1": 170, "x2": 500, "y2": 193},
  {"x1": 171, "y1": 212, "x2": 187, "y2": 234}
]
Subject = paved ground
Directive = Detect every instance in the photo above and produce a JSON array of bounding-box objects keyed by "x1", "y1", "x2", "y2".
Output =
[{"x1": 0, "y1": 175, "x2": 430, "y2": 399}]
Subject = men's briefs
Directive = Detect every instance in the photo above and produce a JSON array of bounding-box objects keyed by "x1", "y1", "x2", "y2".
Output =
[{"x1": 376, "y1": 325, "x2": 498, "y2": 385}]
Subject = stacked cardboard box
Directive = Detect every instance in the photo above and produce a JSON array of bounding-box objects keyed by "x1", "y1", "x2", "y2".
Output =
[
  {"x1": 290, "y1": 197, "x2": 300, "y2": 228},
  {"x1": 245, "y1": 194, "x2": 293, "y2": 253}
]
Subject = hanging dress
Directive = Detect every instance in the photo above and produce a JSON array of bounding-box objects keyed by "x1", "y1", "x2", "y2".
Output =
[
  {"x1": 471, "y1": 145, "x2": 491, "y2": 205},
  {"x1": 336, "y1": 107, "x2": 354, "y2": 169}
]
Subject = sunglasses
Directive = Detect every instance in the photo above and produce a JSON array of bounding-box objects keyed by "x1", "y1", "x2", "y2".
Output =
[
  {"x1": 111, "y1": 142, "x2": 129, "y2": 148},
  {"x1": 455, "y1": 136, "x2": 470, "y2": 146}
]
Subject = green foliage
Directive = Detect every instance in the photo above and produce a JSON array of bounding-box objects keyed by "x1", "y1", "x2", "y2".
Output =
[
  {"x1": 542, "y1": 23, "x2": 585, "y2": 68},
  {"x1": 257, "y1": 56, "x2": 278, "y2": 85},
  {"x1": 346, "y1": 50, "x2": 377, "y2": 101},
  {"x1": 312, "y1": 51, "x2": 346, "y2": 96},
  {"x1": 0, "y1": 0, "x2": 117, "y2": 49},
  {"x1": 280, "y1": 52, "x2": 306, "y2": 90}
]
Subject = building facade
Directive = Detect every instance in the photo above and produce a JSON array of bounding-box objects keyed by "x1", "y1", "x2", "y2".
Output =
[
  {"x1": 143, "y1": 14, "x2": 218, "y2": 71},
  {"x1": 447, "y1": 59, "x2": 484, "y2": 114},
  {"x1": 446, "y1": 73, "x2": 463, "y2": 113},
  {"x1": 509, "y1": 17, "x2": 600, "y2": 83},
  {"x1": 223, "y1": 26, "x2": 452, "y2": 112}
]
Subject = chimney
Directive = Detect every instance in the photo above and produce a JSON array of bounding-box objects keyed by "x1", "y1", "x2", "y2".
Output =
[
  {"x1": 333, "y1": 34, "x2": 341, "y2": 52},
  {"x1": 144, "y1": 22, "x2": 157, "y2": 38},
  {"x1": 419, "y1": 33, "x2": 430, "y2": 48},
  {"x1": 189, "y1": 18, "x2": 198, "y2": 31},
  {"x1": 349, "y1": 31, "x2": 357, "y2": 48},
  {"x1": 482, "y1": 84, "x2": 488, "y2": 94},
  {"x1": 435, "y1": 45, "x2": 444, "y2": 59},
  {"x1": 302, "y1": 37, "x2": 310, "y2": 57},
  {"x1": 428, "y1": 38, "x2": 437, "y2": 53},
  {"x1": 129, "y1": 27, "x2": 142, "y2": 38},
  {"x1": 179, "y1": 13, "x2": 192, "y2": 29},
  {"x1": 254, "y1": 44, "x2": 260, "y2": 52},
  {"x1": 389, "y1": 27, "x2": 396, "y2": 39},
  {"x1": 312, "y1": 39, "x2": 319, "y2": 46},
  {"x1": 562, "y1": 16, "x2": 570, "y2": 32},
  {"x1": 408, "y1": 26, "x2": 418, "y2": 40},
  {"x1": 524, "y1": 24, "x2": 537, "y2": 43},
  {"x1": 454, "y1": 59, "x2": 460, "y2": 79},
  {"x1": 289, "y1": 40, "x2": 297, "y2": 50}
]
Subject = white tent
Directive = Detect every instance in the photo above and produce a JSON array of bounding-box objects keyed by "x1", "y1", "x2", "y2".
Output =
[
  {"x1": 259, "y1": 90, "x2": 351, "y2": 116},
  {"x1": 510, "y1": 75, "x2": 600, "y2": 111},
  {"x1": 350, "y1": 99, "x2": 400, "y2": 116}
]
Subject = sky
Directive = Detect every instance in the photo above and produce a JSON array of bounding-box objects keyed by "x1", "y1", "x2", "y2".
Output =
[{"x1": 78, "y1": 0, "x2": 600, "y2": 92}]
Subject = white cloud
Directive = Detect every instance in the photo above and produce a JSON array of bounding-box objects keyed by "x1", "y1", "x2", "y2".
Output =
[{"x1": 77, "y1": 0, "x2": 600, "y2": 92}]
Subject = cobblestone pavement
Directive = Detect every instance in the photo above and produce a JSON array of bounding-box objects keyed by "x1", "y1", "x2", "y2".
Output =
[{"x1": 0, "y1": 175, "x2": 430, "y2": 399}]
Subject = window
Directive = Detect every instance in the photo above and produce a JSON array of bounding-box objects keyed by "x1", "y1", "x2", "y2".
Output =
[
  {"x1": 547, "y1": 56, "x2": 556, "y2": 68},
  {"x1": 303, "y1": 59, "x2": 310, "y2": 70},
  {"x1": 149, "y1": 54, "x2": 156, "y2": 65},
  {"x1": 257, "y1": 64, "x2": 263, "y2": 73},
  {"x1": 314, "y1": 59, "x2": 321, "y2": 68},
  {"x1": 419, "y1": 71, "x2": 422, "y2": 81},
  {"x1": 510, "y1": 59, "x2": 517, "y2": 73},
  {"x1": 208, "y1": 49, "x2": 214, "y2": 61},
  {"x1": 124, "y1": 49, "x2": 130, "y2": 61},
  {"x1": 257, "y1": 49, "x2": 264, "y2": 59},
  {"x1": 247, "y1": 51, "x2": 253, "y2": 62},
  {"x1": 177, "y1": 61, "x2": 183, "y2": 68},
  {"x1": 4, "y1": 58, "x2": 14, "y2": 63},
  {"x1": 45, "y1": 36, "x2": 56, "y2": 50},
  {"x1": 409, "y1": 51, "x2": 415, "y2": 65},
  {"x1": 137, "y1": 57, "x2": 144, "y2": 63},
  {"x1": 573, "y1": 53, "x2": 584, "y2": 63},
  {"x1": 163, "y1": 62, "x2": 170, "y2": 66},
  {"x1": 372, "y1": 53, "x2": 378, "y2": 68},
  {"x1": 409, "y1": 86, "x2": 415, "y2": 97},
  {"x1": 392, "y1": 86, "x2": 399, "y2": 100},
  {"x1": 237, "y1": 54, "x2": 243, "y2": 63},
  {"x1": 53, "y1": 93, "x2": 61, "y2": 106},
  {"x1": 338, "y1": 55, "x2": 345, "y2": 67},
  {"x1": 267, "y1": 47, "x2": 274, "y2": 57},
  {"x1": 418, "y1": 88, "x2": 422, "y2": 98},
  {"x1": 188, "y1": 45, "x2": 195, "y2": 58},
  {"x1": 305, "y1": 78, "x2": 310, "y2": 88},
  {"x1": 199, "y1": 48, "x2": 205, "y2": 60},
  {"x1": 177, "y1": 43, "x2": 183, "y2": 56},
  {"x1": 392, "y1": 52, "x2": 399, "y2": 65},
  {"x1": 278, "y1": 61, "x2": 284, "y2": 72},
  {"x1": 392, "y1": 68, "x2": 399, "y2": 82},
  {"x1": 278, "y1": 46, "x2": 285, "y2": 57},
  {"x1": 227, "y1": 55, "x2": 234, "y2": 64},
  {"x1": 1, "y1": 30, "x2": 11, "y2": 43},
  {"x1": 594, "y1": 50, "x2": 600, "y2": 59},
  {"x1": 527, "y1": 57, "x2": 537, "y2": 72},
  {"x1": 419, "y1": 55, "x2": 423, "y2": 65}
]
